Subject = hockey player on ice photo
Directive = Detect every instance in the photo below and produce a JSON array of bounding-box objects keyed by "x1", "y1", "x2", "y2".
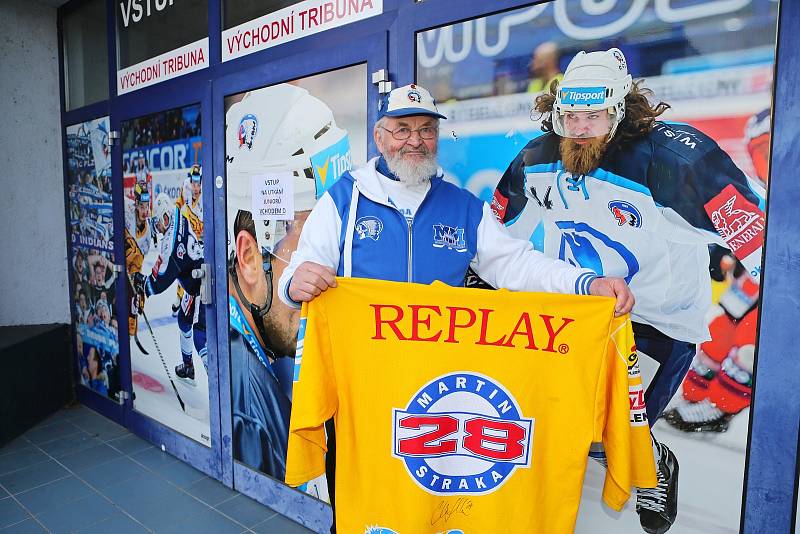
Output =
[
  {"x1": 131, "y1": 191, "x2": 207, "y2": 383},
  {"x1": 172, "y1": 164, "x2": 204, "y2": 317},
  {"x1": 124, "y1": 180, "x2": 153, "y2": 339},
  {"x1": 492, "y1": 48, "x2": 766, "y2": 534},
  {"x1": 177, "y1": 163, "x2": 203, "y2": 219}
]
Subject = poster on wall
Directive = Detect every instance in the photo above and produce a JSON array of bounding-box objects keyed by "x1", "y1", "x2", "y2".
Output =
[
  {"x1": 116, "y1": 0, "x2": 209, "y2": 94},
  {"x1": 123, "y1": 105, "x2": 210, "y2": 445},
  {"x1": 66, "y1": 117, "x2": 120, "y2": 400},
  {"x1": 224, "y1": 64, "x2": 366, "y2": 496},
  {"x1": 417, "y1": 0, "x2": 776, "y2": 532}
]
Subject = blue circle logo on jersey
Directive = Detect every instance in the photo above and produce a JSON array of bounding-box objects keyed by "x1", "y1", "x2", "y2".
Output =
[
  {"x1": 608, "y1": 200, "x2": 642, "y2": 228},
  {"x1": 392, "y1": 372, "x2": 534, "y2": 496}
]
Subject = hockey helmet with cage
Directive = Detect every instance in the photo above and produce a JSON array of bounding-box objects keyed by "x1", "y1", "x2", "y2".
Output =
[
  {"x1": 187, "y1": 164, "x2": 202, "y2": 183},
  {"x1": 225, "y1": 84, "x2": 351, "y2": 261},
  {"x1": 552, "y1": 48, "x2": 633, "y2": 141},
  {"x1": 133, "y1": 180, "x2": 150, "y2": 204},
  {"x1": 225, "y1": 84, "x2": 350, "y2": 335},
  {"x1": 152, "y1": 193, "x2": 174, "y2": 231}
]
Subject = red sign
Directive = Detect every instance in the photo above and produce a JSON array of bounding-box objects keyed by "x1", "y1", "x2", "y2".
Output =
[{"x1": 704, "y1": 184, "x2": 765, "y2": 259}]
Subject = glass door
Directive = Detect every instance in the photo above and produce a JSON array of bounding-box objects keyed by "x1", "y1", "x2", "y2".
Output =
[
  {"x1": 110, "y1": 75, "x2": 222, "y2": 479},
  {"x1": 401, "y1": 0, "x2": 778, "y2": 532},
  {"x1": 66, "y1": 114, "x2": 124, "y2": 416},
  {"x1": 212, "y1": 31, "x2": 387, "y2": 531}
]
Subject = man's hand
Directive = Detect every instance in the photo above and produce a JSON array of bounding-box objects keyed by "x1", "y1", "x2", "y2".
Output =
[
  {"x1": 588, "y1": 277, "x2": 635, "y2": 317},
  {"x1": 131, "y1": 272, "x2": 147, "y2": 300},
  {"x1": 288, "y1": 261, "x2": 337, "y2": 302}
]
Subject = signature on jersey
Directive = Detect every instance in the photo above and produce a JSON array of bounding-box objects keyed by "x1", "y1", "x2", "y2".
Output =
[{"x1": 431, "y1": 498, "x2": 472, "y2": 527}]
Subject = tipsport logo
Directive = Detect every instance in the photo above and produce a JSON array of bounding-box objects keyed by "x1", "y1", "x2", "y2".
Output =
[
  {"x1": 393, "y1": 372, "x2": 533, "y2": 496},
  {"x1": 560, "y1": 87, "x2": 607, "y2": 106},
  {"x1": 310, "y1": 135, "x2": 352, "y2": 197}
]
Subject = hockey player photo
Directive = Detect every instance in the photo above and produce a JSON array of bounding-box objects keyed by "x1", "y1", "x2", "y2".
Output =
[
  {"x1": 415, "y1": 2, "x2": 776, "y2": 532},
  {"x1": 122, "y1": 105, "x2": 210, "y2": 445},
  {"x1": 224, "y1": 67, "x2": 365, "y2": 494},
  {"x1": 66, "y1": 117, "x2": 120, "y2": 401}
]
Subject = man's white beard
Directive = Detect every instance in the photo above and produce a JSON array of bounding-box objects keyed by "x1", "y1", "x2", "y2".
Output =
[{"x1": 385, "y1": 150, "x2": 439, "y2": 185}]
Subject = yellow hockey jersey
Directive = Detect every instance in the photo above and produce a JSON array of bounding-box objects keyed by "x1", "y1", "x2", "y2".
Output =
[{"x1": 286, "y1": 278, "x2": 656, "y2": 534}]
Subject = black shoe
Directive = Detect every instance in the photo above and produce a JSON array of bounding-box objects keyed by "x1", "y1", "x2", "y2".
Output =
[
  {"x1": 662, "y1": 403, "x2": 733, "y2": 433},
  {"x1": 636, "y1": 441, "x2": 678, "y2": 534},
  {"x1": 175, "y1": 362, "x2": 195, "y2": 381}
]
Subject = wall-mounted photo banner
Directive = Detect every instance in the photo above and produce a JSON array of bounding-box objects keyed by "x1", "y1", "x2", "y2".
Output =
[
  {"x1": 222, "y1": 0, "x2": 382, "y2": 62},
  {"x1": 224, "y1": 64, "x2": 366, "y2": 497},
  {"x1": 417, "y1": 0, "x2": 776, "y2": 532},
  {"x1": 122, "y1": 104, "x2": 210, "y2": 445},
  {"x1": 116, "y1": 0, "x2": 208, "y2": 94},
  {"x1": 66, "y1": 117, "x2": 121, "y2": 401}
]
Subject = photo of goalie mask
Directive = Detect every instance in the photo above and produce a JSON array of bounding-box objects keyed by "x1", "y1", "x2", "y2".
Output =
[{"x1": 224, "y1": 65, "x2": 366, "y2": 498}]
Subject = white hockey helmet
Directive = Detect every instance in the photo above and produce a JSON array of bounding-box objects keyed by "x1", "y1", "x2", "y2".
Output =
[
  {"x1": 552, "y1": 48, "x2": 633, "y2": 141},
  {"x1": 225, "y1": 83, "x2": 351, "y2": 259},
  {"x1": 153, "y1": 192, "x2": 174, "y2": 231}
]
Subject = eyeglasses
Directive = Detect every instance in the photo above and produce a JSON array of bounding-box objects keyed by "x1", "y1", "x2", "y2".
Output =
[{"x1": 380, "y1": 125, "x2": 438, "y2": 141}]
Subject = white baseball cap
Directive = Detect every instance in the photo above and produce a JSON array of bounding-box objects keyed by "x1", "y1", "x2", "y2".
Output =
[{"x1": 378, "y1": 84, "x2": 447, "y2": 120}]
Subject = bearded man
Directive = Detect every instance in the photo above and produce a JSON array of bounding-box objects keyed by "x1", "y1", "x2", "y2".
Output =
[
  {"x1": 278, "y1": 83, "x2": 633, "y2": 310},
  {"x1": 278, "y1": 82, "x2": 634, "y2": 531},
  {"x1": 492, "y1": 48, "x2": 766, "y2": 534}
]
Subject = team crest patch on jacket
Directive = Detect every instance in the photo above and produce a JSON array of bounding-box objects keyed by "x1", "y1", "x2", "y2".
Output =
[
  {"x1": 355, "y1": 216, "x2": 384, "y2": 240},
  {"x1": 393, "y1": 372, "x2": 534, "y2": 495},
  {"x1": 608, "y1": 200, "x2": 642, "y2": 227},
  {"x1": 432, "y1": 224, "x2": 467, "y2": 252}
]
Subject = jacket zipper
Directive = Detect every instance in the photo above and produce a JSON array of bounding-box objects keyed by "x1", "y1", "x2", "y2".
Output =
[
  {"x1": 354, "y1": 175, "x2": 439, "y2": 284},
  {"x1": 406, "y1": 217, "x2": 413, "y2": 282}
]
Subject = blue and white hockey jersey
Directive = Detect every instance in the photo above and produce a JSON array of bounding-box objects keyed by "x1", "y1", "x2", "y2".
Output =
[
  {"x1": 493, "y1": 123, "x2": 766, "y2": 343},
  {"x1": 144, "y1": 207, "x2": 204, "y2": 299},
  {"x1": 278, "y1": 157, "x2": 600, "y2": 308}
]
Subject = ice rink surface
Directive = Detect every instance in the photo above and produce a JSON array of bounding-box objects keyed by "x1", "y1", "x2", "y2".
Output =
[
  {"x1": 575, "y1": 351, "x2": 748, "y2": 533},
  {"x1": 130, "y1": 272, "x2": 212, "y2": 447}
]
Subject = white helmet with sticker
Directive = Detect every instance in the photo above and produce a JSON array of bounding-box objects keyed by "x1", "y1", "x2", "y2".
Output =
[
  {"x1": 153, "y1": 192, "x2": 174, "y2": 232},
  {"x1": 225, "y1": 84, "x2": 351, "y2": 258},
  {"x1": 552, "y1": 48, "x2": 633, "y2": 141}
]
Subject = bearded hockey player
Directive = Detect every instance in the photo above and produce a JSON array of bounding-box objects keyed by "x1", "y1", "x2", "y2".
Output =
[
  {"x1": 224, "y1": 84, "x2": 346, "y2": 492},
  {"x1": 492, "y1": 48, "x2": 766, "y2": 534},
  {"x1": 132, "y1": 192, "x2": 207, "y2": 382}
]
